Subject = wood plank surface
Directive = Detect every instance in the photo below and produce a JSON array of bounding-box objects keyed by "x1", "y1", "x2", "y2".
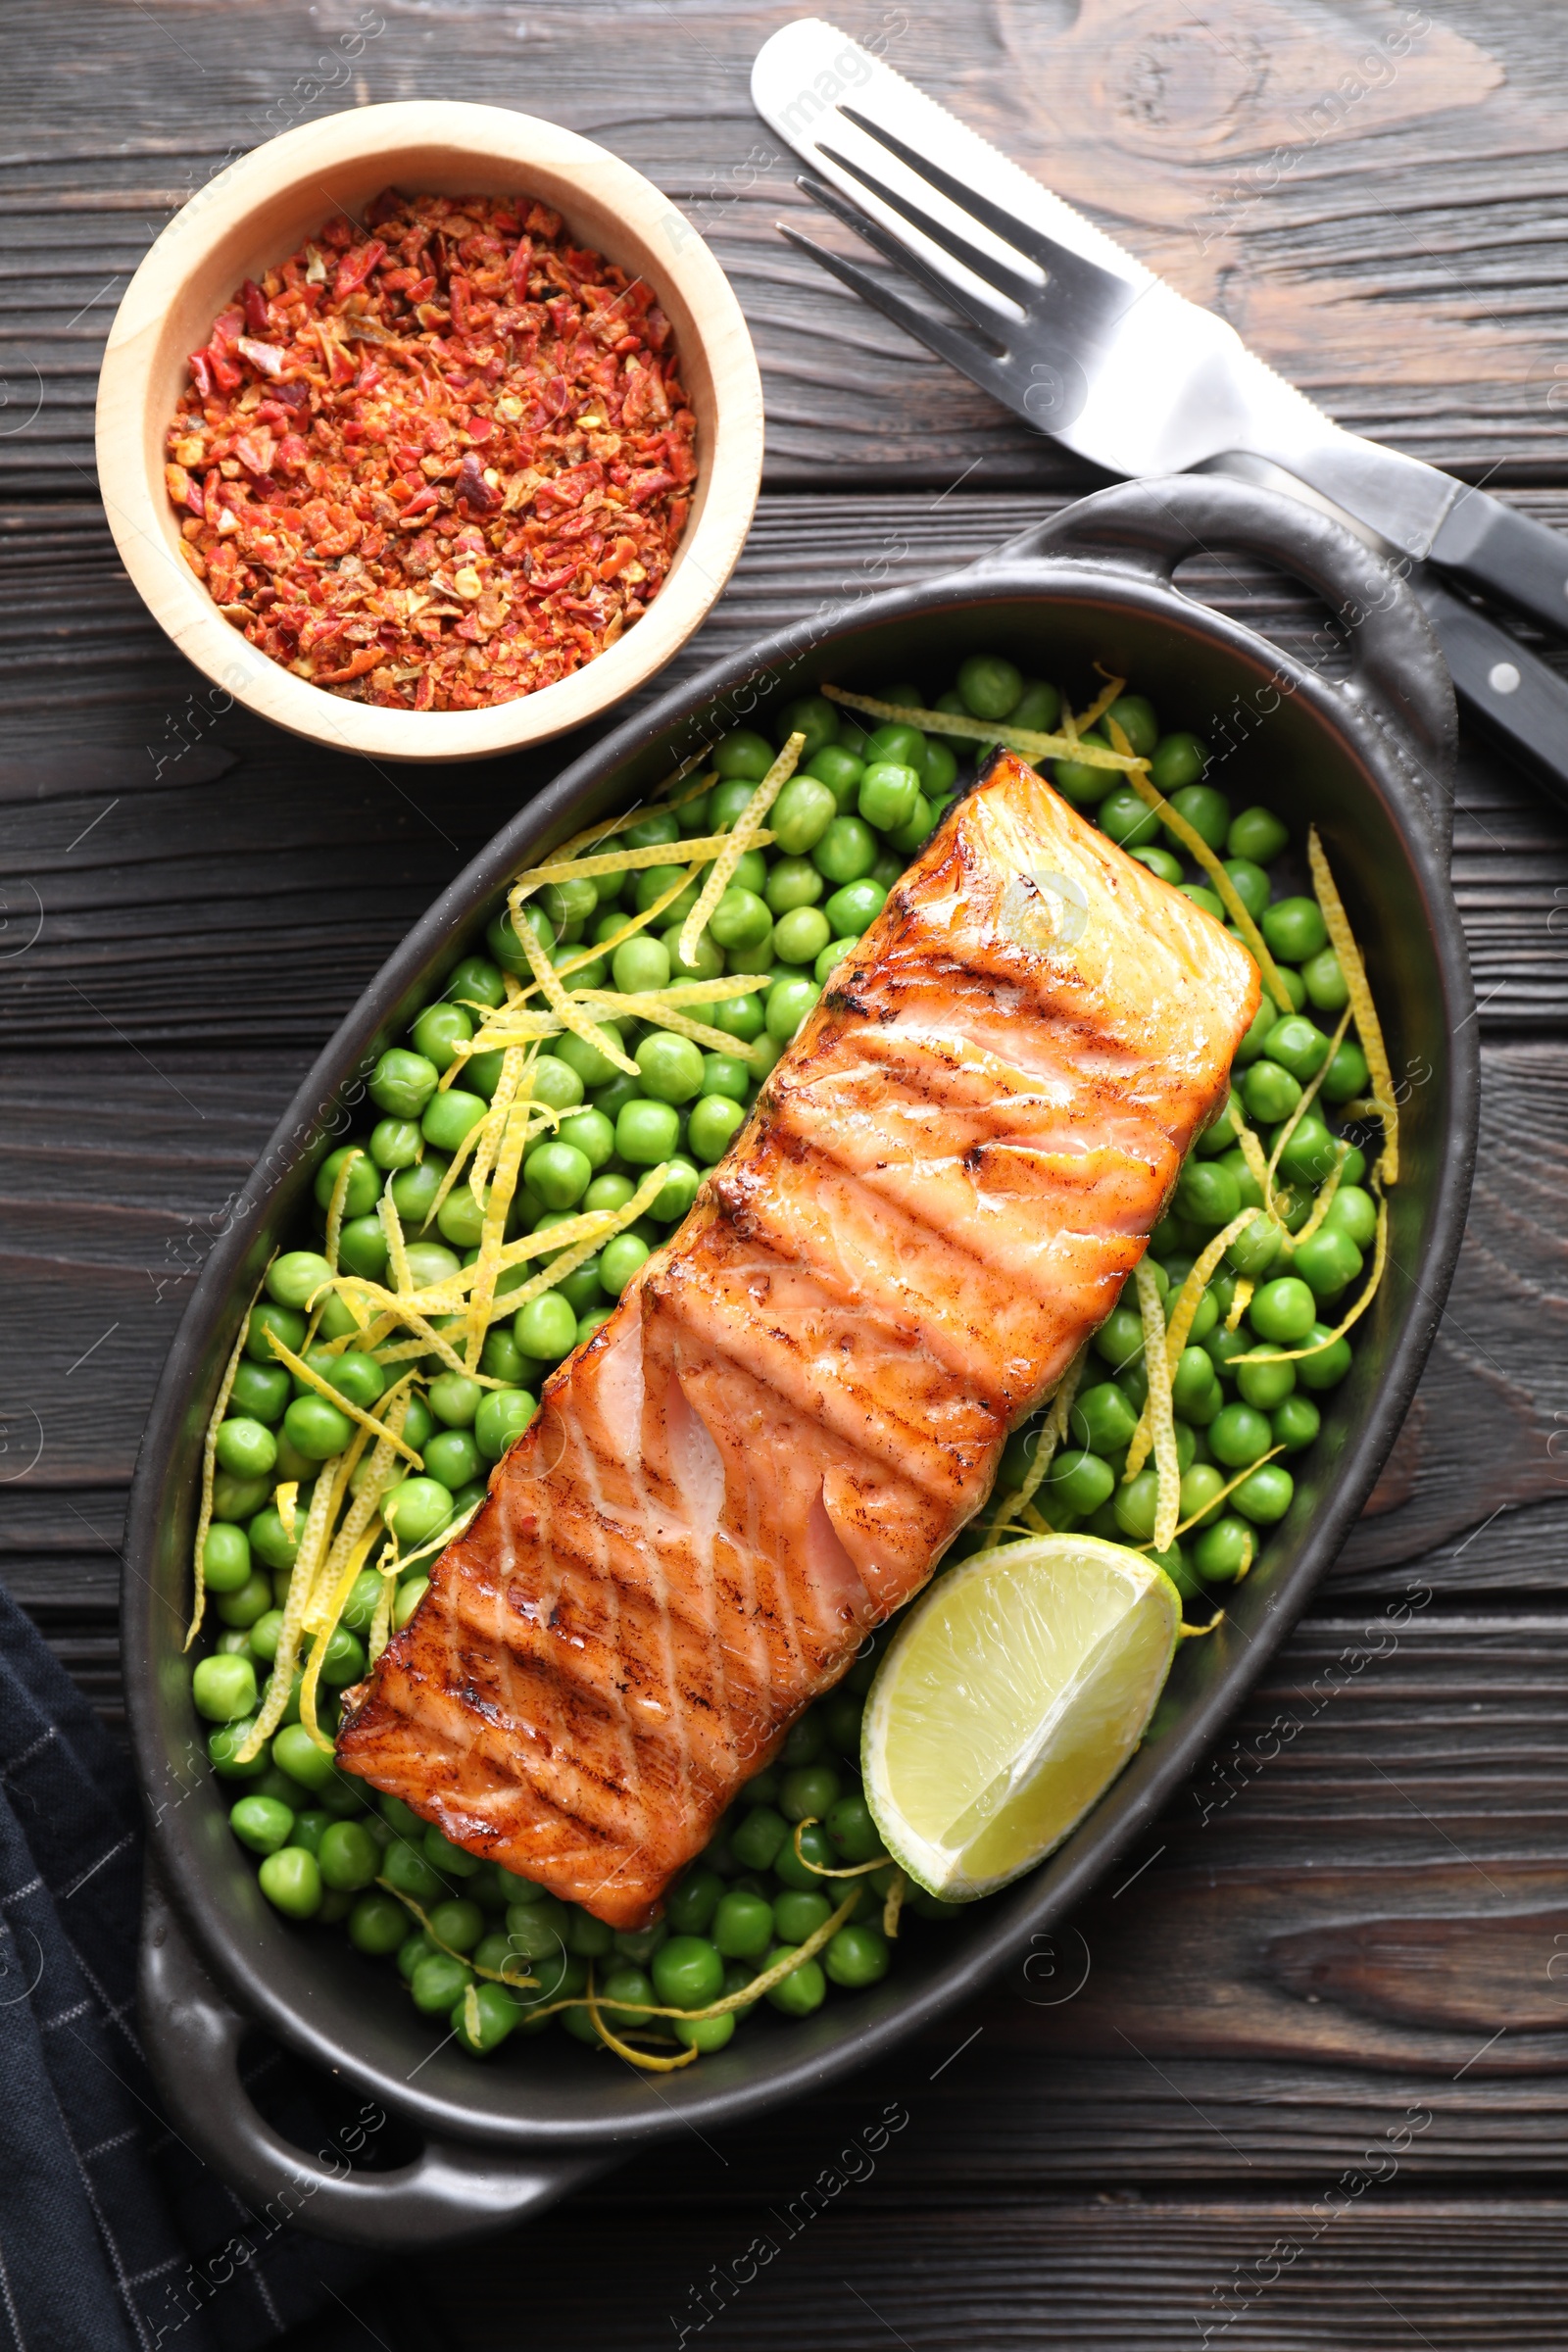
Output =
[
  {"x1": 10, "y1": 2, "x2": 1568, "y2": 2339},
  {"x1": 9, "y1": 0, "x2": 1568, "y2": 491}
]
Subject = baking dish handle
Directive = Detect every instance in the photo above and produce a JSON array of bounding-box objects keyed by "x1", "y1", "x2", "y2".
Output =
[
  {"x1": 139, "y1": 1871, "x2": 609, "y2": 2247},
  {"x1": 973, "y1": 473, "x2": 1457, "y2": 843}
]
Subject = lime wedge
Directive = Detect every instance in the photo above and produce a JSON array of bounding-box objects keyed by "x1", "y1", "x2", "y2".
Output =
[{"x1": 860, "y1": 1536, "x2": 1181, "y2": 1900}]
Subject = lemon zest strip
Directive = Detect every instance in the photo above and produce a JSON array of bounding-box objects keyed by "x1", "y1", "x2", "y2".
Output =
[
  {"x1": 1308, "y1": 825, "x2": 1398, "y2": 1184},
  {"x1": 1125, "y1": 1213, "x2": 1254, "y2": 1481},
  {"x1": 679, "y1": 732, "x2": 805, "y2": 968},
  {"x1": 186, "y1": 1274, "x2": 266, "y2": 1649}
]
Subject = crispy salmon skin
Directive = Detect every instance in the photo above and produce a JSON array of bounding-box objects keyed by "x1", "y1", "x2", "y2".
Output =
[{"x1": 336, "y1": 751, "x2": 1259, "y2": 1925}]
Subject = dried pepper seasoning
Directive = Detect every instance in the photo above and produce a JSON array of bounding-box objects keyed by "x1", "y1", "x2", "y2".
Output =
[{"x1": 164, "y1": 189, "x2": 698, "y2": 711}]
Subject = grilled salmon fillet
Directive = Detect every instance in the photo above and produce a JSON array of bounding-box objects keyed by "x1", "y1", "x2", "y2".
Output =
[{"x1": 337, "y1": 750, "x2": 1259, "y2": 1925}]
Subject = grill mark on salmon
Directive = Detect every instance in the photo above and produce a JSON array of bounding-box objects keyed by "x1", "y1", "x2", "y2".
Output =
[{"x1": 337, "y1": 752, "x2": 1260, "y2": 1924}]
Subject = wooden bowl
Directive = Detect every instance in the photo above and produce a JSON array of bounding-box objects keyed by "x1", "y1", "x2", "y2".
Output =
[{"x1": 95, "y1": 101, "x2": 763, "y2": 763}]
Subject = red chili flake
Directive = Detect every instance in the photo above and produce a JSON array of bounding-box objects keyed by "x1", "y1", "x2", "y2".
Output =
[{"x1": 166, "y1": 190, "x2": 698, "y2": 710}]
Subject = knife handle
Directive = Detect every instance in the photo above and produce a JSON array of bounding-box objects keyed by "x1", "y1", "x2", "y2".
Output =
[
  {"x1": 1417, "y1": 578, "x2": 1568, "y2": 812},
  {"x1": 1429, "y1": 488, "x2": 1568, "y2": 646}
]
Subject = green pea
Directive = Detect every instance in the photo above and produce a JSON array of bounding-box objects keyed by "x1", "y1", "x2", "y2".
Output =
[
  {"x1": 1226, "y1": 1212, "x2": 1285, "y2": 1280},
  {"x1": 330, "y1": 1213, "x2": 384, "y2": 1282},
  {"x1": 419, "y1": 1373, "x2": 475, "y2": 1433},
  {"x1": 1179, "y1": 884, "x2": 1225, "y2": 921},
  {"x1": 806, "y1": 743, "x2": 865, "y2": 811},
  {"x1": 1236, "y1": 1352, "x2": 1297, "y2": 1410},
  {"x1": 1178, "y1": 1460, "x2": 1227, "y2": 1530},
  {"x1": 1171, "y1": 1347, "x2": 1222, "y2": 1422},
  {"x1": 1094, "y1": 1304, "x2": 1146, "y2": 1372},
  {"x1": 1219, "y1": 858, "x2": 1270, "y2": 920},
  {"x1": 619, "y1": 808, "x2": 682, "y2": 854},
  {"x1": 688, "y1": 1093, "x2": 746, "y2": 1164},
  {"x1": 228, "y1": 1362, "x2": 292, "y2": 1441},
  {"x1": 636, "y1": 1031, "x2": 705, "y2": 1106},
  {"x1": 410, "y1": 1950, "x2": 472, "y2": 2015},
  {"x1": 313, "y1": 1625, "x2": 365, "y2": 1687},
  {"x1": 385, "y1": 1157, "x2": 442, "y2": 1231},
  {"x1": 771, "y1": 694, "x2": 838, "y2": 760},
  {"x1": 244, "y1": 1608, "x2": 284, "y2": 1664},
  {"x1": 473, "y1": 1389, "x2": 535, "y2": 1463},
  {"x1": 315, "y1": 1818, "x2": 379, "y2": 1891},
  {"x1": 1293, "y1": 1226, "x2": 1363, "y2": 1300},
  {"x1": 421, "y1": 1089, "x2": 488, "y2": 1156},
  {"x1": 956, "y1": 653, "x2": 1021, "y2": 719},
  {"x1": 772, "y1": 906, "x2": 831, "y2": 968},
  {"x1": 822, "y1": 879, "x2": 887, "y2": 941},
  {"x1": 812, "y1": 815, "x2": 877, "y2": 885},
  {"x1": 648, "y1": 1157, "x2": 701, "y2": 1223},
  {"x1": 814, "y1": 936, "x2": 858, "y2": 986},
  {"x1": 1113, "y1": 1469, "x2": 1160, "y2": 1542},
  {"x1": 855, "y1": 760, "x2": 918, "y2": 834},
  {"x1": 1067, "y1": 1382, "x2": 1135, "y2": 1456},
  {"x1": 1048, "y1": 1448, "x2": 1115, "y2": 1517},
  {"x1": 348, "y1": 1891, "x2": 408, "y2": 1956},
  {"x1": 314, "y1": 1145, "x2": 380, "y2": 1220},
  {"x1": 1194, "y1": 1515, "x2": 1254, "y2": 1582},
  {"x1": 784, "y1": 1712, "x2": 825, "y2": 1766},
  {"x1": 1274, "y1": 1114, "x2": 1339, "y2": 1190},
  {"x1": 208, "y1": 1717, "x2": 269, "y2": 1779},
  {"x1": 1162, "y1": 784, "x2": 1230, "y2": 854},
  {"x1": 214, "y1": 1472, "x2": 273, "y2": 1525},
  {"x1": 1053, "y1": 729, "x2": 1117, "y2": 806},
  {"x1": 412, "y1": 1002, "x2": 473, "y2": 1074},
  {"x1": 424, "y1": 1428, "x2": 480, "y2": 1492},
  {"x1": 636, "y1": 869, "x2": 701, "y2": 928},
  {"x1": 712, "y1": 1888, "x2": 774, "y2": 1961},
  {"x1": 317, "y1": 1294, "x2": 363, "y2": 1342},
  {"x1": 1209, "y1": 1401, "x2": 1273, "y2": 1468},
  {"x1": 612, "y1": 1919, "x2": 669, "y2": 1969},
  {"x1": 369, "y1": 1048, "x2": 439, "y2": 1120},
  {"x1": 1099, "y1": 785, "x2": 1160, "y2": 848},
  {"x1": 1320, "y1": 1040, "x2": 1369, "y2": 1103},
  {"x1": 379, "y1": 1836, "x2": 445, "y2": 1908},
  {"x1": 709, "y1": 993, "x2": 765, "y2": 1045},
  {"x1": 766, "y1": 976, "x2": 821, "y2": 1044},
  {"x1": 713, "y1": 728, "x2": 775, "y2": 782},
  {"x1": 334, "y1": 1571, "x2": 382, "y2": 1641},
  {"x1": 780, "y1": 1762, "x2": 842, "y2": 1823},
  {"x1": 1204, "y1": 1324, "x2": 1253, "y2": 1384},
  {"x1": 1129, "y1": 845, "x2": 1184, "y2": 885},
  {"x1": 692, "y1": 1053, "x2": 748, "y2": 1107},
  {"x1": 551, "y1": 1029, "x2": 621, "y2": 1101},
  {"x1": 1149, "y1": 731, "x2": 1208, "y2": 791},
  {"x1": 1233, "y1": 1461, "x2": 1294, "y2": 1525},
  {"x1": 279, "y1": 1393, "x2": 350, "y2": 1464},
  {"x1": 266, "y1": 1250, "x2": 332, "y2": 1311},
  {"x1": 771, "y1": 1891, "x2": 831, "y2": 1949},
  {"x1": 1250, "y1": 1279, "x2": 1318, "y2": 1350},
  {"x1": 512, "y1": 1291, "x2": 575, "y2": 1365},
  {"x1": 439, "y1": 953, "x2": 507, "y2": 1012},
  {"x1": 758, "y1": 861, "x2": 820, "y2": 924},
  {"x1": 652, "y1": 1935, "x2": 724, "y2": 2011},
  {"x1": 612, "y1": 1098, "x2": 677, "y2": 1168},
  {"x1": 593, "y1": 1232, "x2": 646, "y2": 1298},
  {"x1": 765, "y1": 1944, "x2": 827, "y2": 2016},
  {"x1": 230, "y1": 1792, "x2": 294, "y2": 1854},
  {"x1": 1271, "y1": 1395, "x2": 1321, "y2": 1453},
  {"x1": 826, "y1": 1922, "x2": 892, "y2": 1988},
  {"x1": 1322, "y1": 1184, "x2": 1376, "y2": 1250},
  {"x1": 707, "y1": 782, "x2": 760, "y2": 841},
  {"x1": 310, "y1": 1348, "x2": 386, "y2": 1410},
  {"x1": 422, "y1": 1897, "x2": 483, "y2": 1954},
  {"x1": 1261, "y1": 895, "x2": 1328, "y2": 962},
  {"x1": 1174, "y1": 1159, "x2": 1240, "y2": 1230},
  {"x1": 404, "y1": 1242, "x2": 460, "y2": 1293},
  {"x1": 504, "y1": 1894, "x2": 569, "y2": 1958},
  {"x1": 200, "y1": 1523, "x2": 252, "y2": 1595},
  {"x1": 665, "y1": 1867, "x2": 725, "y2": 1937},
  {"x1": 258, "y1": 1846, "x2": 322, "y2": 1919},
  {"x1": 999, "y1": 679, "x2": 1056, "y2": 734},
  {"x1": 216, "y1": 1572, "x2": 272, "y2": 1631},
  {"x1": 1226, "y1": 806, "x2": 1289, "y2": 863},
  {"x1": 519, "y1": 1140, "x2": 590, "y2": 1212},
  {"x1": 766, "y1": 773, "x2": 835, "y2": 857},
  {"x1": 1232, "y1": 1002, "x2": 1273, "y2": 1069},
  {"x1": 485, "y1": 907, "x2": 545, "y2": 974},
  {"x1": 730, "y1": 1805, "x2": 788, "y2": 1872},
  {"x1": 610, "y1": 936, "x2": 670, "y2": 1000},
  {"x1": 1263, "y1": 1015, "x2": 1330, "y2": 1084},
  {"x1": 596, "y1": 1962, "x2": 657, "y2": 2034},
  {"x1": 383, "y1": 1476, "x2": 454, "y2": 1547},
  {"x1": 1242, "y1": 1058, "x2": 1302, "y2": 1126},
  {"x1": 1297, "y1": 1322, "x2": 1353, "y2": 1391}
]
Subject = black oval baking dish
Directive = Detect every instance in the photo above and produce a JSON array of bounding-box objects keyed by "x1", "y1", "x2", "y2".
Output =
[{"x1": 124, "y1": 474, "x2": 1477, "y2": 2244}]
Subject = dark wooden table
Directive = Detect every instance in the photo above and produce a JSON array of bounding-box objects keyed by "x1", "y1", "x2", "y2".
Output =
[{"x1": 9, "y1": 2, "x2": 1568, "y2": 2342}]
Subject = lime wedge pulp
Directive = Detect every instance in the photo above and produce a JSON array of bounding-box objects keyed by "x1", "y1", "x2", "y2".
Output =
[{"x1": 860, "y1": 1536, "x2": 1181, "y2": 1901}]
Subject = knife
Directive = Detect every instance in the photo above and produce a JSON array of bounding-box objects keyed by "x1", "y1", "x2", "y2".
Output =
[{"x1": 751, "y1": 17, "x2": 1568, "y2": 799}]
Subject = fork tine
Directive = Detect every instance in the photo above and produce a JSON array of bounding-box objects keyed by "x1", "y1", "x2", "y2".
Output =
[
  {"x1": 816, "y1": 139, "x2": 1041, "y2": 313},
  {"x1": 775, "y1": 222, "x2": 1016, "y2": 394},
  {"x1": 796, "y1": 173, "x2": 1008, "y2": 344},
  {"x1": 836, "y1": 104, "x2": 1130, "y2": 318}
]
